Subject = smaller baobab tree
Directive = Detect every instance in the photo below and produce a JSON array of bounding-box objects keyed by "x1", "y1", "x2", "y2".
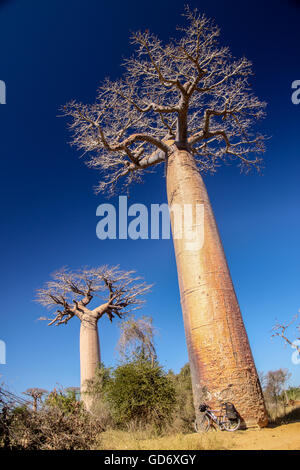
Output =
[
  {"x1": 36, "y1": 266, "x2": 151, "y2": 411},
  {"x1": 23, "y1": 388, "x2": 48, "y2": 412},
  {"x1": 118, "y1": 315, "x2": 157, "y2": 365},
  {"x1": 65, "y1": 386, "x2": 81, "y2": 401}
]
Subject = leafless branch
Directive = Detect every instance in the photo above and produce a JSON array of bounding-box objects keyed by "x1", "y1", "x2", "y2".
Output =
[
  {"x1": 117, "y1": 315, "x2": 157, "y2": 364},
  {"x1": 272, "y1": 312, "x2": 300, "y2": 354},
  {"x1": 63, "y1": 6, "x2": 266, "y2": 195},
  {"x1": 36, "y1": 266, "x2": 152, "y2": 325}
]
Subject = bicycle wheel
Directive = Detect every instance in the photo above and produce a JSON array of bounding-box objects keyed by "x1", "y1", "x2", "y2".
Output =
[
  {"x1": 223, "y1": 417, "x2": 240, "y2": 432},
  {"x1": 194, "y1": 414, "x2": 211, "y2": 433}
]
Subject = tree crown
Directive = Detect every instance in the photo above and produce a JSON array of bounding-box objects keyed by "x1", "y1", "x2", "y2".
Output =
[
  {"x1": 23, "y1": 388, "x2": 48, "y2": 399},
  {"x1": 36, "y1": 266, "x2": 151, "y2": 326},
  {"x1": 63, "y1": 6, "x2": 266, "y2": 195}
]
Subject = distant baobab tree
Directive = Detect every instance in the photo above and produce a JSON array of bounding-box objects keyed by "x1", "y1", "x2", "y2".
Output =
[
  {"x1": 65, "y1": 386, "x2": 81, "y2": 400},
  {"x1": 63, "y1": 7, "x2": 268, "y2": 426},
  {"x1": 23, "y1": 388, "x2": 48, "y2": 412},
  {"x1": 36, "y1": 266, "x2": 150, "y2": 410}
]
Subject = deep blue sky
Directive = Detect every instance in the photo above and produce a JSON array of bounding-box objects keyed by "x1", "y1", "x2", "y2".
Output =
[{"x1": 0, "y1": 0, "x2": 299, "y2": 395}]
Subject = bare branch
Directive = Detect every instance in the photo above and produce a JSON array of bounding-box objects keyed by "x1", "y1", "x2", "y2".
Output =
[
  {"x1": 272, "y1": 312, "x2": 300, "y2": 355},
  {"x1": 63, "y1": 6, "x2": 266, "y2": 195},
  {"x1": 117, "y1": 315, "x2": 157, "y2": 364},
  {"x1": 36, "y1": 266, "x2": 152, "y2": 326}
]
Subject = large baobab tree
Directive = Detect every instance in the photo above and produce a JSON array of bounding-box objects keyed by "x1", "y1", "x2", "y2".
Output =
[
  {"x1": 36, "y1": 266, "x2": 150, "y2": 411},
  {"x1": 63, "y1": 8, "x2": 268, "y2": 426}
]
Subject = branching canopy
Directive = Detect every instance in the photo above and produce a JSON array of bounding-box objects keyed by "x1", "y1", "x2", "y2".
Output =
[
  {"x1": 36, "y1": 266, "x2": 151, "y2": 326},
  {"x1": 63, "y1": 7, "x2": 266, "y2": 195},
  {"x1": 23, "y1": 388, "x2": 48, "y2": 400}
]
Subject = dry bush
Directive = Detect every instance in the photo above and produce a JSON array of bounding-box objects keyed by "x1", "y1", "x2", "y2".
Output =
[
  {"x1": 3, "y1": 406, "x2": 102, "y2": 450},
  {"x1": 260, "y1": 368, "x2": 296, "y2": 423},
  {"x1": 266, "y1": 400, "x2": 300, "y2": 425},
  {"x1": 90, "y1": 399, "x2": 114, "y2": 430},
  {"x1": 166, "y1": 364, "x2": 195, "y2": 434},
  {"x1": 265, "y1": 400, "x2": 287, "y2": 422}
]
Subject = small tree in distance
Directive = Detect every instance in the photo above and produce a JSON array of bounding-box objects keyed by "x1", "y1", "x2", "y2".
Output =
[
  {"x1": 264, "y1": 369, "x2": 291, "y2": 412},
  {"x1": 23, "y1": 388, "x2": 48, "y2": 412},
  {"x1": 65, "y1": 386, "x2": 81, "y2": 400},
  {"x1": 118, "y1": 315, "x2": 157, "y2": 365},
  {"x1": 36, "y1": 265, "x2": 151, "y2": 410}
]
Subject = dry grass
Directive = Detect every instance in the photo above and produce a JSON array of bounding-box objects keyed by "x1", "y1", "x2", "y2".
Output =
[
  {"x1": 97, "y1": 420, "x2": 300, "y2": 451},
  {"x1": 268, "y1": 404, "x2": 300, "y2": 425},
  {"x1": 97, "y1": 429, "x2": 227, "y2": 450},
  {"x1": 97, "y1": 405, "x2": 300, "y2": 451},
  {"x1": 266, "y1": 401, "x2": 287, "y2": 422},
  {"x1": 265, "y1": 401, "x2": 300, "y2": 424}
]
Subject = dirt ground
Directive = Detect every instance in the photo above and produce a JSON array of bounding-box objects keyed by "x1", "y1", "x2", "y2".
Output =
[
  {"x1": 99, "y1": 421, "x2": 300, "y2": 450},
  {"x1": 218, "y1": 422, "x2": 300, "y2": 450}
]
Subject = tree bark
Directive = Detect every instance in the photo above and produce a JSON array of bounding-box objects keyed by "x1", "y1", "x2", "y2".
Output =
[
  {"x1": 166, "y1": 147, "x2": 268, "y2": 428},
  {"x1": 33, "y1": 398, "x2": 37, "y2": 412},
  {"x1": 80, "y1": 315, "x2": 100, "y2": 412}
]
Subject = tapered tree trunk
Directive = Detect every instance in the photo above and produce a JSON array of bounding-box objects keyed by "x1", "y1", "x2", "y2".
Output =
[
  {"x1": 166, "y1": 147, "x2": 268, "y2": 428},
  {"x1": 80, "y1": 315, "x2": 100, "y2": 411}
]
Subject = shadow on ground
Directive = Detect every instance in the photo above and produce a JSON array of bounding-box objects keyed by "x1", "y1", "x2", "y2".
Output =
[{"x1": 268, "y1": 405, "x2": 300, "y2": 428}]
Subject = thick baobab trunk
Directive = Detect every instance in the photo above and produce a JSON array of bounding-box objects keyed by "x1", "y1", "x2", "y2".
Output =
[
  {"x1": 166, "y1": 147, "x2": 268, "y2": 428},
  {"x1": 80, "y1": 315, "x2": 100, "y2": 411}
]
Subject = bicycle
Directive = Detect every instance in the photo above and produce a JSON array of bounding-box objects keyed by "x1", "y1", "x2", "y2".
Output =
[{"x1": 194, "y1": 402, "x2": 240, "y2": 432}]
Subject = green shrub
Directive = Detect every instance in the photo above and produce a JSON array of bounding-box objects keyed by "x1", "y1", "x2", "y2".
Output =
[
  {"x1": 105, "y1": 358, "x2": 176, "y2": 430},
  {"x1": 45, "y1": 388, "x2": 82, "y2": 414}
]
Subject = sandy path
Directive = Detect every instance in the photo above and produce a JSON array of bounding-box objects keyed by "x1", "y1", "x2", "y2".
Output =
[{"x1": 222, "y1": 422, "x2": 300, "y2": 450}]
